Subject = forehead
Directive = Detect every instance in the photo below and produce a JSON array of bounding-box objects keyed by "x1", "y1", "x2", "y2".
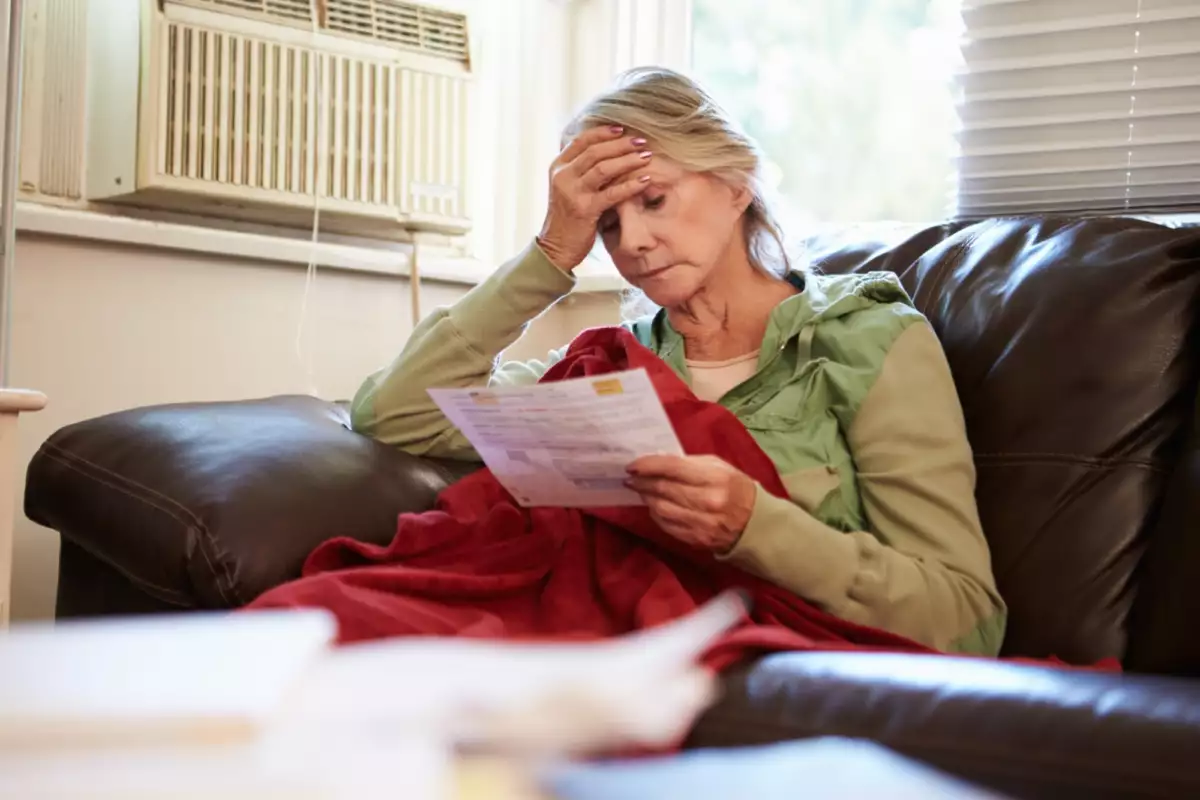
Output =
[{"x1": 641, "y1": 155, "x2": 689, "y2": 184}]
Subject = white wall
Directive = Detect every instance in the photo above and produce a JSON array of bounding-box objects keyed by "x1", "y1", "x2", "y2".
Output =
[
  {"x1": 8, "y1": 232, "x2": 620, "y2": 621},
  {"x1": 5, "y1": 234, "x2": 443, "y2": 619}
]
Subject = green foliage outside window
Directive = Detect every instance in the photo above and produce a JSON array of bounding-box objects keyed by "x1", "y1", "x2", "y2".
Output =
[{"x1": 692, "y1": 0, "x2": 961, "y2": 226}]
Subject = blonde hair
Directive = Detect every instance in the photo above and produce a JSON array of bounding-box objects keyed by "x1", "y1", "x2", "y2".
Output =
[{"x1": 563, "y1": 66, "x2": 791, "y2": 280}]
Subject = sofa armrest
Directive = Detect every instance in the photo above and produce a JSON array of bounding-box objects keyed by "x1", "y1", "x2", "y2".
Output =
[
  {"x1": 25, "y1": 395, "x2": 479, "y2": 613},
  {"x1": 691, "y1": 652, "x2": 1200, "y2": 799}
]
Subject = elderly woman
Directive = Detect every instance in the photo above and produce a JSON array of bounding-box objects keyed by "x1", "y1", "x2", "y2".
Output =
[{"x1": 351, "y1": 67, "x2": 1006, "y2": 656}]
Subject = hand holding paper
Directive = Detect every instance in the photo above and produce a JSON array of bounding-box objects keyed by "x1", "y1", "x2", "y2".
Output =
[
  {"x1": 428, "y1": 368, "x2": 684, "y2": 507},
  {"x1": 626, "y1": 453, "x2": 758, "y2": 552}
]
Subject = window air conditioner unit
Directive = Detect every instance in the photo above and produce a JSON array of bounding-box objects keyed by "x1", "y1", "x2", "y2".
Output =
[{"x1": 86, "y1": 0, "x2": 475, "y2": 238}]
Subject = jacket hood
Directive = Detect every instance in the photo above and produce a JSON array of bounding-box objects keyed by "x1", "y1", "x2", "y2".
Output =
[{"x1": 629, "y1": 270, "x2": 916, "y2": 362}]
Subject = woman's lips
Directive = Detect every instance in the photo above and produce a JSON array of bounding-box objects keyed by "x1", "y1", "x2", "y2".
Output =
[{"x1": 637, "y1": 264, "x2": 676, "y2": 280}]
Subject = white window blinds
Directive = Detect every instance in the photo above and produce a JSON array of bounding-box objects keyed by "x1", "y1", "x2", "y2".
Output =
[{"x1": 955, "y1": 0, "x2": 1200, "y2": 218}]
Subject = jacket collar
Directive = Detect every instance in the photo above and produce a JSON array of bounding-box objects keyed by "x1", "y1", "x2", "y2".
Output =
[{"x1": 630, "y1": 269, "x2": 912, "y2": 368}]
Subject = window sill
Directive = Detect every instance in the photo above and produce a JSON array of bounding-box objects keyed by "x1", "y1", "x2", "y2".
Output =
[
  {"x1": 14, "y1": 203, "x2": 628, "y2": 293},
  {"x1": 15, "y1": 201, "x2": 425, "y2": 276}
]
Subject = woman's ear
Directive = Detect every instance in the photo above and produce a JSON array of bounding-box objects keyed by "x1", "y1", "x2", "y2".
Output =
[{"x1": 732, "y1": 183, "x2": 754, "y2": 214}]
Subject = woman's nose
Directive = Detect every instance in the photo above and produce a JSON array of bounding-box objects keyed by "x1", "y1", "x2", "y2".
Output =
[{"x1": 617, "y1": 214, "x2": 654, "y2": 256}]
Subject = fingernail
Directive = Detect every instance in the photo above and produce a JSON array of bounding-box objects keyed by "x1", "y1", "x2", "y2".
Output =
[
  {"x1": 638, "y1": 175, "x2": 651, "y2": 182},
  {"x1": 639, "y1": 150, "x2": 653, "y2": 159},
  {"x1": 610, "y1": 125, "x2": 624, "y2": 134},
  {"x1": 631, "y1": 137, "x2": 647, "y2": 146}
]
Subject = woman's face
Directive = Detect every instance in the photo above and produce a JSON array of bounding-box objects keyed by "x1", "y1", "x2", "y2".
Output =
[{"x1": 597, "y1": 156, "x2": 749, "y2": 308}]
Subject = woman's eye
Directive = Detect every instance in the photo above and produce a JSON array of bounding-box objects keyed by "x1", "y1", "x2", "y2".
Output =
[{"x1": 644, "y1": 195, "x2": 665, "y2": 210}]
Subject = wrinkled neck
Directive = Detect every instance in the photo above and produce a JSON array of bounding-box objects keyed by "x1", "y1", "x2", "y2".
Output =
[{"x1": 666, "y1": 250, "x2": 796, "y2": 362}]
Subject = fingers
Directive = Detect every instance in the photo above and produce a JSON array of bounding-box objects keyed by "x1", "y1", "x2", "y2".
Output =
[
  {"x1": 647, "y1": 499, "x2": 709, "y2": 537},
  {"x1": 579, "y1": 149, "x2": 653, "y2": 192},
  {"x1": 626, "y1": 474, "x2": 693, "y2": 507},
  {"x1": 556, "y1": 124, "x2": 626, "y2": 167},
  {"x1": 634, "y1": 479, "x2": 727, "y2": 515},
  {"x1": 627, "y1": 454, "x2": 717, "y2": 486},
  {"x1": 601, "y1": 171, "x2": 653, "y2": 208},
  {"x1": 649, "y1": 503, "x2": 696, "y2": 530},
  {"x1": 548, "y1": 128, "x2": 650, "y2": 222},
  {"x1": 573, "y1": 135, "x2": 648, "y2": 180}
]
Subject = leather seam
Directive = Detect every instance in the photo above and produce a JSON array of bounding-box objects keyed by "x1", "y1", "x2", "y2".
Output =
[
  {"x1": 939, "y1": 228, "x2": 978, "y2": 277},
  {"x1": 62, "y1": 541, "x2": 195, "y2": 606},
  {"x1": 37, "y1": 452, "x2": 197, "y2": 605},
  {"x1": 42, "y1": 441, "x2": 208, "y2": 526},
  {"x1": 194, "y1": 533, "x2": 244, "y2": 607},
  {"x1": 974, "y1": 452, "x2": 1167, "y2": 471},
  {"x1": 38, "y1": 442, "x2": 239, "y2": 607}
]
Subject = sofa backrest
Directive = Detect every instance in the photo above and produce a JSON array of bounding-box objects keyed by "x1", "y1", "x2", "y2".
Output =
[{"x1": 806, "y1": 217, "x2": 1200, "y2": 671}]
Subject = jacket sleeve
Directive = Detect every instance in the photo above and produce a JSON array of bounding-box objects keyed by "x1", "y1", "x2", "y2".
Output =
[
  {"x1": 718, "y1": 322, "x2": 1007, "y2": 655},
  {"x1": 350, "y1": 241, "x2": 575, "y2": 460}
]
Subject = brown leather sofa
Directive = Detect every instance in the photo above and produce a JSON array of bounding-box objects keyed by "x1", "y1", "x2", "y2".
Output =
[{"x1": 24, "y1": 216, "x2": 1200, "y2": 798}]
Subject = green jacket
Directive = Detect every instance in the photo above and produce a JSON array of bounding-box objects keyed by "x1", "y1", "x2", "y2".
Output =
[{"x1": 351, "y1": 242, "x2": 1007, "y2": 655}]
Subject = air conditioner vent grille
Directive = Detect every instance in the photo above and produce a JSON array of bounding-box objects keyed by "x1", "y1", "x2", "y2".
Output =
[
  {"x1": 154, "y1": 19, "x2": 468, "y2": 226},
  {"x1": 325, "y1": 1, "x2": 469, "y2": 63},
  {"x1": 173, "y1": 0, "x2": 316, "y2": 27},
  {"x1": 162, "y1": 23, "x2": 400, "y2": 204},
  {"x1": 169, "y1": 0, "x2": 470, "y2": 64}
]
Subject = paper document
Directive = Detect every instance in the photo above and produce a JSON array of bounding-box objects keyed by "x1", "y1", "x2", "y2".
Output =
[
  {"x1": 428, "y1": 368, "x2": 684, "y2": 507},
  {"x1": 282, "y1": 590, "x2": 751, "y2": 757},
  {"x1": 0, "y1": 592, "x2": 750, "y2": 795},
  {"x1": 0, "y1": 610, "x2": 336, "y2": 751}
]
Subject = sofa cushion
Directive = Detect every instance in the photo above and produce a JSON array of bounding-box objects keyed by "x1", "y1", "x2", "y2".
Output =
[
  {"x1": 24, "y1": 395, "x2": 479, "y2": 610},
  {"x1": 688, "y1": 651, "x2": 1200, "y2": 799},
  {"x1": 809, "y1": 218, "x2": 1200, "y2": 665}
]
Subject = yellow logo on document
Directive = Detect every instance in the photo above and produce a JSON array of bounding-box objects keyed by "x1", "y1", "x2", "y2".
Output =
[
  {"x1": 591, "y1": 378, "x2": 624, "y2": 396},
  {"x1": 469, "y1": 391, "x2": 499, "y2": 405}
]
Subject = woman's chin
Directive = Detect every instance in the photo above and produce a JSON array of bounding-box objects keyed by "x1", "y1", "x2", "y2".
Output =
[
  {"x1": 635, "y1": 271, "x2": 700, "y2": 308},
  {"x1": 640, "y1": 286, "x2": 690, "y2": 308}
]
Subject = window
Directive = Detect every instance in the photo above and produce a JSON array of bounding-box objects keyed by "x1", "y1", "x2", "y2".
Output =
[
  {"x1": 954, "y1": 0, "x2": 1200, "y2": 218},
  {"x1": 691, "y1": 0, "x2": 963, "y2": 226},
  {"x1": 691, "y1": 0, "x2": 1200, "y2": 224}
]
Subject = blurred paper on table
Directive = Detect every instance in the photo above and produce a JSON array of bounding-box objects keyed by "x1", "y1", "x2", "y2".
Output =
[
  {"x1": 284, "y1": 590, "x2": 750, "y2": 756},
  {"x1": 0, "y1": 592, "x2": 749, "y2": 796},
  {"x1": 0, "y1": 733, "x2": 452, "y2": 800},
  {"x1": 0, "y1": 609, "x2": 335, "y2": 751},
  {"x1": 428, "y1": 368, "x2": 684, "y2": 507}
]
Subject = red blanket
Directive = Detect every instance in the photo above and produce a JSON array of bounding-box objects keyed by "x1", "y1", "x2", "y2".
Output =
[{"x1": 247, "y1": 326, "x2": 935, "y2": 669}]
